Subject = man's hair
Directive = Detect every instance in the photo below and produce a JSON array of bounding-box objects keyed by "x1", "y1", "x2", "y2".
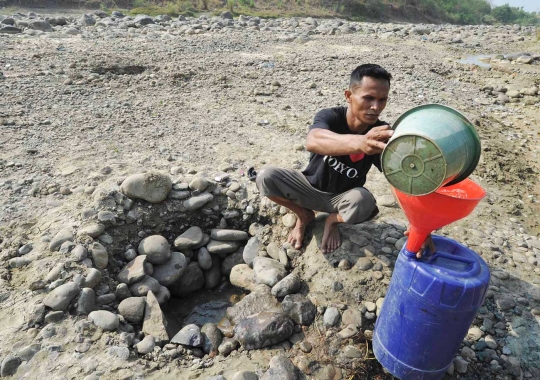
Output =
[{"x1": 349, "y1": 64, "x2": 392, "y2": 89}]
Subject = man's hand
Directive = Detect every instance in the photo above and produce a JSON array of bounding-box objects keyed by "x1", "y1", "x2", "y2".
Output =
[
  {"x1": 404, "y1": 229, "x2": 436, "y2": 259},
  {"x1": 357, "y1": 125, "x2": 393, "y2": 155}
]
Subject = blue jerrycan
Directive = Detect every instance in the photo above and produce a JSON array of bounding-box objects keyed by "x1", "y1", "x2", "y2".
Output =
[{"x1": 373, "y1": 236, "x2": 490, "y2": 380}]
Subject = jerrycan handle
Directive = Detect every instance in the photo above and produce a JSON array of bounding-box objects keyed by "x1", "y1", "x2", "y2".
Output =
[{"x1": 403, "y1": 247, "x2": 480, "y2": 277}]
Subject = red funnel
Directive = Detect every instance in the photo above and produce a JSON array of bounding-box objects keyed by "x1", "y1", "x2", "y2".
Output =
[{"x1": 392, "y1": 178, "x2": 486, "y2": 253}]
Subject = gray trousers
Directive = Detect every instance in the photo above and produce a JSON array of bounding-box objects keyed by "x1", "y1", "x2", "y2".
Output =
[{"x1": 255, "y1": 166, "x2": 378, "y2": 224}]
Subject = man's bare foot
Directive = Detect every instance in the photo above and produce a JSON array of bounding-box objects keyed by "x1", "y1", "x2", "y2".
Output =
[
  {"x1": 287, "y1": 208, "x2": 315, "y2": 249},
  {"x1": 321, "y1": 213, "x2": 342, "y2": 254}
]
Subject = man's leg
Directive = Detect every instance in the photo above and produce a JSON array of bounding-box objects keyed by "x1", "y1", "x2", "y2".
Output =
[
  {"x1": 256, "y1": 166, "x2": 327, "y2": 250},
  {"x1": 321, "y1": 212, "x2": 344, "y2": 254},
  {"x1": 267, "y1": 196, "x2": 314, "y2": 249},
  {"x1": 322, "y1": 187, "x2": 378, "y2": 254}
]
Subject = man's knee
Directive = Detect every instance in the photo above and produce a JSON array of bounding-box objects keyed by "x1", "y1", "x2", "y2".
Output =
[
  {"x1": 338, "y1": 188, "x2": 378, "y2": 224},
  {"x1": 255, "y1": 166, "x2": 280, "y2": 196}
]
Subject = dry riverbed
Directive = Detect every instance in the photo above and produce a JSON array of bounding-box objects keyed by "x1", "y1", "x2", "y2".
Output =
[{"x1": 0, "y1": 9, "x2": 540, "y2": 380}]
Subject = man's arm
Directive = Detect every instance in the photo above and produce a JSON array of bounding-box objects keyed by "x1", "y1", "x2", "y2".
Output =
[{"x1": 305, "y1": 125, "x2": 393, "y2": 156}]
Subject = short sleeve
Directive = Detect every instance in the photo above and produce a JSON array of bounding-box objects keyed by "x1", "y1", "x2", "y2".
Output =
[{"x1": 308, "y1": 108, "x2": 336, "y2": 132}]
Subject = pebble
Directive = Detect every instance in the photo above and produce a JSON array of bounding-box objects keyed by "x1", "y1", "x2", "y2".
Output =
[
  {"x1": 138, "y1": 235, "x2": 171, "y2": 265},
  {"x1": 88, "y1": 310, "x2": 119, "y2": 331},
  {"x1": 323, "y1": 307, "x2": 340, "y2": 327},
  {"x1": 171, "y1": 324, "x2": 203, "y2": 347},
  {"x1": 84, "y1": 268, "x2": 101, "y2": 289},
  {"x1": 89, "y1": 242, "x2": 108, "y2": 269},
  {"x1": 152, "y1": 251, "x2": 187, "y2": 286},
  {"x1": 210, "y1": 229, "x2": 248, "y2": 241},
  {"x1": 135, "y1": 335, "x2": 155, "y2": 354},
  {"x1": 174, "y1": 226, "x2": 203, "y2": 249},
  {"x1": 49, "y1": 228, "x2": 74, "y2": 251},
  {"x1": 77, "y1": 288, "x2": 96, "y2": 315},
  {"x1": 281, "y1": 294, "x2": 316, "y2": 325},
  {"x1": 43, "y1": 282, "x2": 80, "y2": 311},
  {"x1": 183, "y1": 193, "x2": 214, "y2": 211}
]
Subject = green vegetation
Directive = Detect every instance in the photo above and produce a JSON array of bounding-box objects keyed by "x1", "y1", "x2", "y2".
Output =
[{"x1": 2, "y1": 0, "x2": 539, "y2": 26}]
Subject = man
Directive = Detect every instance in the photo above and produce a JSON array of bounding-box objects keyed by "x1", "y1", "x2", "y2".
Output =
[{"x1": 256, "y1": 64, "x2": 394, "y2": 254}]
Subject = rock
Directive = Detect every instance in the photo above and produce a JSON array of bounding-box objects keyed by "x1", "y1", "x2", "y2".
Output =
[
  {"x1": 528, "y1": 286, "x2": 540, "y2": 302},
  {"x1": 168, "y1": 262, "x2": 205, "y2": 297},
  {"x1": 201, "y1": 323, "x2": 222, "y2": 354},
  {"x1": 174, "y1": 226, "x2": 203, "y2": 249},
  {"x1": 197, "y1": 247, "x2": 213, "y2": 270},
  {"x1": 155, "y1": 285, "x2": 171, "y2": 305},
  {"x1": 229, "y1": 263, "x2": 257, "y2": 292},
  {"x1": 9, "y1": 257, "x2": 31, "y2": 268},
  {"x1": 171, "y1": 324, "x2": 203, "y2": 347},
  {"x1": 29, "y1": 20, "x2": 53, "y2": 32},
  {"x1": 134, "y1": 14, "x2": 154, "y2": 25},
  {"x1": 49, "y1": 228, "x2": 74, "y2": 251},
  {"x1": 253, "y1": 257, "x2": 287, "y2": 287},
  {"x1": 43, "y1": 282, "x2": 80, "y2": 311},
  {"x1": 71, "y1": 244, "x2": 87, "y2": 261},
  {"x1": 115, "y1": 283, "x2": 132, "y2": 300},
  {"x1": 88, "y1": 310, "x2": 119, "y2": 331},
  {"x1": 80, "y1": 14, "x2": 96, "y2": 26},
  {"x1": 243, "y1": 236, "x2": 261, "y2": 266},
  {"x1": 226, "y1": 287, "x2": 281, "y2": 324},
  {"x1": 138, "y1": 235, "x2": 171, "y2": 265},
  {"x1": 232, "y1": 370, "x2": 258, "y2": 380},
  {"x1": 118, "y1": 297, "x2": 146, "y2": 324},
  {"x1": 135, "y1": 335, "x2": 155, "y2": 354},
  {"x1": 467, "y1": 326, "x2": 483, "y2": 341},
  {"x1": 206, "y1": 240, "x2": 241, "y2": 256},
  {"x1": 183, "y1": 193, "x2": 213, "y2": 210},
  {"x1": 260, "y1": 355, "x2": 298, "y2": 380},
  {"x1": 108, "y1": 346, "x2": 130, "y2": 360},
  {"x1": 121, "y1": 172, "x2": 172, "y2": 203},
  {"x1": 281, "y1": 294, "x2": 316, "y2": 325},
  {"x1": 0, "y1": 26, "x2": 22, "y2": 34},
  {"x1": 89, "y1": 242, "x2": 108, "y2": 269},
  {"x1": 1, "y1": 355, "x2": 21, "y2": 377},
  {"x1": 234, "y1": 312, "x2": 294, "y2": 350},
  {"x1": 323, "y1": 307, "x2": 341, "y2": 327},
  {"x1": 495, "y1": 294, "x2": 516, "y2": 311},
  {"x1": 76, "y1": 288, "x2": 96, "y2": 315},
  {"x1": 453, "y1": 356, "x2": 468, "y2": 374},
  {"x1": 338, "y1": 324, "x2": 358, "y2": 339},
  {"x1": 221, "y1": 11, "x2": 234, "y2": 20},
  {"x1": 142, "y1": 291, "x2": 169, "y2": 346},
  {"x1": 210, "y1": 229, "x2": 249, "y2": 241},
  {"x1": 17, "y1": 344, "x2": 40, "y2": 362},
  {"x1": 84, "y1": 268, "x2": 102, "y2": 289},
  {"x1": 129, "y1": 275, "x2": 160, "y2": 297},
  {"x1": 79, "y1": 223, "x2": 105, "y2": 238},
  {"x1": 118, "y1": 256, "x2": 147, "y2": 285},
  {"x1": 189, "y1": 177, "x2": 209, "y2": 191},
  {"x1": 152, "y1": 251, "x2": 187, "y2": 286},
  {"x1": 271, "y1": 272, "x2": 301, "y2": 298},
  {"x1": 355, "y1": 257, "x2": 373, "y2": 270},
  {"x1": 204, "y1": 257, "x2": 222, "y2": 289},
  {"x1": 282, "y1": 214, "x2": 297, "y2": 228},
  {"x1": 222, "y1": 248, "x2": 244, "y2": 276}
]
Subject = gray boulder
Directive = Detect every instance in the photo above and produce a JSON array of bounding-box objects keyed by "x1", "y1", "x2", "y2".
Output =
[
  {"x1": 88, "y1": 310, "x2": 119, "y2": 331},
  {"x1": 118, "y1": 297, "x2": 146, "y2": 323},
  {"x1": 121, "y1": 172, "x2": 172, "y2": 203},
  {"x1": 168, "y1": 262, "x2": 205, "y2": 297},
  {"x1": 234, "y1": 312, "x2": 294, "y2": 350},
  {"x1": 138, "y1": 235, "x2": 171, "y2": 265},
  {"x1": 43, "y1": 282, "x2": 80, "y2": 311},
  {"x1": 152, "y1": 251, "x2": 187, "y2": 286}
]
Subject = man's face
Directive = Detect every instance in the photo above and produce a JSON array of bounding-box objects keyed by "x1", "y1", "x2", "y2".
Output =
[{"x1": 345, "y1": 76, "x2": 390, "y2": 129}]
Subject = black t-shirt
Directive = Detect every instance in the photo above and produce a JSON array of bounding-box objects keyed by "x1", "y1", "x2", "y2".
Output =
[{"x1": 302, "y1": 106, "x2": 386, "y2": 194}]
